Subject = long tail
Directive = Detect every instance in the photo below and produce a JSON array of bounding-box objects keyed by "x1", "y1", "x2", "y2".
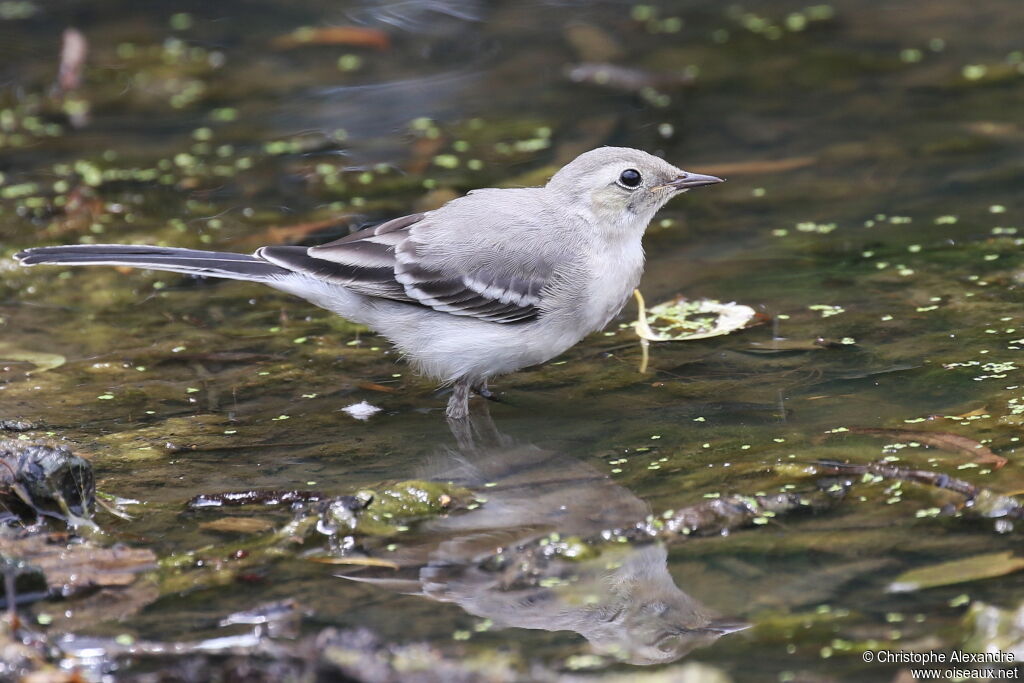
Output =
[{"x1": 14, "y1": 244, "x2": 289, "y2": 282}]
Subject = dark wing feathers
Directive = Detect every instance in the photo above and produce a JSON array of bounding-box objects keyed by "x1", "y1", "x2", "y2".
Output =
[
  {"x1": 257, "y1": 245, "x2": 410, "y2": 300},
  {"x1": 258, "y1": 212, "x2": 545, "y2": 324},
  {"x1": 391, "y1": 233, "x2": 543, "y2": 323},
  {"x1": 395, "y1": 256, "x2": 543, "y2": 322},
  {"x1": 256, "y1": 214, "x2": 429, "y2": 300}
]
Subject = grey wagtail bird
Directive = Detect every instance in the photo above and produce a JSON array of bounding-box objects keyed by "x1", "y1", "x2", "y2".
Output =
[{"x1": 15, "y1": 147, "x2": 723, "y2": 419}]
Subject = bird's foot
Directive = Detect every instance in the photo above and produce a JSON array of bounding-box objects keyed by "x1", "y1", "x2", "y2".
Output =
[
  {"x1": 445, "y1": 380, "x2": 471, "y2": 420},
  {"x1": 472, "y1": 381, "x2": 500, "y2": 402}
]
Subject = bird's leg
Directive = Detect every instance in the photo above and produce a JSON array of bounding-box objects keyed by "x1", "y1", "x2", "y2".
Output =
[
  {"x1": 446, "y1": 380, "x2": 471, "y2": 420},
  {"x1": 472, "y1": 379, "x2": 499, "y2": 402}
]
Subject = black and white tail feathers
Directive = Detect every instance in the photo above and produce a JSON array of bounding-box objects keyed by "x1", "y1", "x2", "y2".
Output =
[{"x1": 14, "y1": 244, "x2": 289, "y2": 282}]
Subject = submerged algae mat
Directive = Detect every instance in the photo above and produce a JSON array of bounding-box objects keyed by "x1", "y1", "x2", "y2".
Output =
[{"x1": 2, "y1": 0, "x2": 1024, "y2": 680}]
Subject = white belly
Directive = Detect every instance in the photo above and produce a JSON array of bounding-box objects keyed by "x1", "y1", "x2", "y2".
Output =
[{"x1": 270, "y1": 236, "x2": 645, "y2": 385}]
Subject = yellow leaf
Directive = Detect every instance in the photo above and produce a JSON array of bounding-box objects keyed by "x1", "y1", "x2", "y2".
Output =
[{"x1": 307, "y1": 556, "x2": 399, "y2": 569}]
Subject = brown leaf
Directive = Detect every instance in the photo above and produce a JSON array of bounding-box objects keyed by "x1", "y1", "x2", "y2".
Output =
[
  {"x1": 357, "y1": 382, "x2": 399, "y2": 394},
  {"x1": 272, "y1": 26, "x2": 390, "y2": 51}
]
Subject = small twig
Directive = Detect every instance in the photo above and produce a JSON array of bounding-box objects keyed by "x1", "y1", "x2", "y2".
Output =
[{"x1": 812, "y1": 460, "x2": 980, "y2": 498}]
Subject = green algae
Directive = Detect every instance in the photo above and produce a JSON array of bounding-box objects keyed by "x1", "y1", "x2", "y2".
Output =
[{"x1": 334, "y1": 480, "x2": 475, "y2": 536}]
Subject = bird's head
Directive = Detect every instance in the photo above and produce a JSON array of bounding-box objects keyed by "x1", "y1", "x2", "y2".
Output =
[{"x1": 546, "y1": 147, "x2": 723, "y2": 232}]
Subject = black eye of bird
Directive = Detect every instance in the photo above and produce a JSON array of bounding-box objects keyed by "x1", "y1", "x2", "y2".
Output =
[{"x1": 618, "y1": 169, "x2": 642, "y2": 188}]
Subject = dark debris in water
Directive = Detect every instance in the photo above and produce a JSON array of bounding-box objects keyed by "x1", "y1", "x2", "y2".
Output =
[
  {"x1": 807, "y1": 459, "x2": 1024, "y2": 522},
  {"x1": 0, "y1": 420, "x2": 37, "y2": 432},
  {"x1": 0, "y1": 439, "x2": 94, "y2": 522},
  {"x1": 0, "y1": 440, "x2": 156, "y2": 629}
]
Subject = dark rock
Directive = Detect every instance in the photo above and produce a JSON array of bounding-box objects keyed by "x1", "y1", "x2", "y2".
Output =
[
  {"x1": 0, "y1": 440, "x2": 95, "y2": 520},
  {"x1": 0, "y1": 420, "x2": 37, "y2": 432}
]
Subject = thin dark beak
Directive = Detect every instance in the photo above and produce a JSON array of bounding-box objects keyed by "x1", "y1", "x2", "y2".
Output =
[{"x1": 656, "y1": 172, "x2": 725, "y2": 191}]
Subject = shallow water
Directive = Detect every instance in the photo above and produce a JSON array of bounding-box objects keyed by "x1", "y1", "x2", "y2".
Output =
[{"x1": 2, "y1": 0, "x2": 1024, "y2": 680}]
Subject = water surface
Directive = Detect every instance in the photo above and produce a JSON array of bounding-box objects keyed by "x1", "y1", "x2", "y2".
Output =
[{"x1": 2, "y1": 1, "x2": 1024, "y2": 680}]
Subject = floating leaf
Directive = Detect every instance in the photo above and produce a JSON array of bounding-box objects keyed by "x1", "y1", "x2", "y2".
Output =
[
  {"x1": 271, "y1": 26, "x2": 391, "y2": 50},
  {"x1": 0, "y1": 342, "x2": 66, "y2": 373},
  {"x1": 307, "y1": 556, "x2": 399, "y2": 569},
  {"x1": 887, "y1": 551, "x2": 1024, "y2": 593},
  {"x1": 357, "y1": 382, "x2": 399, "y2": 394},
  {"x1": 634, "y1": 290, "x2": 759, "y2": 342}
]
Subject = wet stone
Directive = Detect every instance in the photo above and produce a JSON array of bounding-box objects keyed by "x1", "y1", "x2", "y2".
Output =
[
  {"x1": 0, "y1": 420, "x2": 37, "y2": 432},
  {"x1": 0, "y1": 532, "x2": 156, "y2": 602},
  {"x1": 0, "y1": 439, "x2": 95, "y2": 520}
]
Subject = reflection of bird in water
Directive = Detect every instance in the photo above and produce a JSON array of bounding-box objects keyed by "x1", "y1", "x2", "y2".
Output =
[{"x1": 342, "y1": 414, "x2": 746, "y2": 665}]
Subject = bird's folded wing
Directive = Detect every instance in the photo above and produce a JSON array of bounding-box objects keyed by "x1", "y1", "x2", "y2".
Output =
[{"x1": 257, "y1": 212, "x2": 547, "y2": 323}]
